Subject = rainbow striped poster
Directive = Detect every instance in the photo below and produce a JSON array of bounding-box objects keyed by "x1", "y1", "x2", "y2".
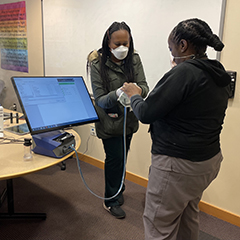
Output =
[{"x1": 0, "y1": 1, "x2": 28, "y2": 72}]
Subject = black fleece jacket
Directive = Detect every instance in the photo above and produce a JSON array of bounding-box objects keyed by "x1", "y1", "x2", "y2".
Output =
[{"x1": 131, "y1": 59, "x2": 231, "y2": 161}]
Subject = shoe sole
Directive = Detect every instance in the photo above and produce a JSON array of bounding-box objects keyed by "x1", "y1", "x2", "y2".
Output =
[{"x1": 103, "y1": 203, "x2": 125, "y2": 219}]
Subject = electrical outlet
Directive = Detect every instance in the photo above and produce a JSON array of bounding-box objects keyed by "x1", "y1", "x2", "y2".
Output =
[{"x1": 90, "y1": 125, "x2": 96, "y2": 136}]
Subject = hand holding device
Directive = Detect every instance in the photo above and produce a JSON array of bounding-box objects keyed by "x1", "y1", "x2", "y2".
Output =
[
  {"x1": 121, "y1": 82, "x2": 142, "y2": 98},
  {"x1": 118, "y1": 92, "x2": 131, "y2": 107}
]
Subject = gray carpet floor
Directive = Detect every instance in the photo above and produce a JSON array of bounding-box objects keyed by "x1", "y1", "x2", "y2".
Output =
[{"x1": 0, "y1": 157, "x2": 239, "y2": 240}]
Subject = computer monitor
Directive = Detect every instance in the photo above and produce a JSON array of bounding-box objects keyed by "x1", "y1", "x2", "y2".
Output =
[{"x1": 11, "y1": 76, "x2": 99, "y2": 135}]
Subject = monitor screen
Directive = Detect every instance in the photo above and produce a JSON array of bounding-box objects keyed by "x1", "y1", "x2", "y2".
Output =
[{"x1": 11, "y1": 76, "x2": 99, "y2": 135}]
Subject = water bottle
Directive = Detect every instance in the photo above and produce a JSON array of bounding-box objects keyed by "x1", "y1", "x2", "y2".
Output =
[{"x1": 23, "y1": 138, "x2": 33, "y2": 160}]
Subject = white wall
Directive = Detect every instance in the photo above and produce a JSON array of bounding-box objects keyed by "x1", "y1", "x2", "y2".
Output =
[{"x1": 42, "y1": 0, "x2": 224, "y2": 92}]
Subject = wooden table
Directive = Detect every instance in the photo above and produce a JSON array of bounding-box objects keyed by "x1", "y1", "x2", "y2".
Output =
[{"x1": 0, "y1": 111, "x2": 81, "y2": 220}]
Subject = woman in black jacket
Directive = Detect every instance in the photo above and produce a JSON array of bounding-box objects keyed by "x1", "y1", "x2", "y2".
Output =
[{"x1": 122, "y1": 18, "x2": 231, "y2": 240}]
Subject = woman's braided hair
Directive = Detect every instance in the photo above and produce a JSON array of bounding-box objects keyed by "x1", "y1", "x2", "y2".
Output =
[{"x1": 170, "y1": 18, "x2": 224, "y2": 54}]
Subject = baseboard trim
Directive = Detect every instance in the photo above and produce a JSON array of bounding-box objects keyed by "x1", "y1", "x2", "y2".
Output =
[
  {"x1": 75, "y1": 152, "x2": 240, "y2": 227},
  {"x1": 198, "y1": 201, "x2": 240, "y2": 227}
]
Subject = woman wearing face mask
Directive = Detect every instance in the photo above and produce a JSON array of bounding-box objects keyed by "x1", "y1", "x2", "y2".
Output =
[
  {"x1": 122, "y1": 18, "x2": 231, "y2": 239},
  {"x1": 87, "y1": 21, "x2": 149, "y2": 219}
]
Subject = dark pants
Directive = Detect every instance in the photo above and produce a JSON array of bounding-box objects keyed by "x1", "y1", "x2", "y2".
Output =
[{"x1": 102, "y1": 134, "x2": 133, "y2": 207}]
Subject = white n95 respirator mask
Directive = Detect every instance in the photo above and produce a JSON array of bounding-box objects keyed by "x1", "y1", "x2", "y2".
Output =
[{"x1": 111, "y1": 45, "x2": 129, "y2": 60}]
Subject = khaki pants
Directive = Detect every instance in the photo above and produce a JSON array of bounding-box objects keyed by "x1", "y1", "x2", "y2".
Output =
[{"x1": 143, "y1": 152, "x2": 222, "y2": 240}]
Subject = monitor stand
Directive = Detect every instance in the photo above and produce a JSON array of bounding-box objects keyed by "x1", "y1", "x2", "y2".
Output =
[{"x1": 32, "y1": 130, "x2": 75, "y2": 158}]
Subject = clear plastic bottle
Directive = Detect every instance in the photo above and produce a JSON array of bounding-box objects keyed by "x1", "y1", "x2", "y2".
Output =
[
  {"x1": 23, "y1": 138, "x2": 33, "y2": 160},
  {"x1": 0, "y1": 105, "x2": 3, "y2": 138}
]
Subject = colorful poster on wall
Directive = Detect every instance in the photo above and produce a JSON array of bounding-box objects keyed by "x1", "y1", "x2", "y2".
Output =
[{"x1": 0, "y1": 1, "x2": 28, "y2": 72}]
